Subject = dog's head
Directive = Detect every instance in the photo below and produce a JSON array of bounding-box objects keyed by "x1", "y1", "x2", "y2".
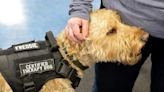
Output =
[{"x1": 87, "y1": 9, "x2": 149, "y2": 65}]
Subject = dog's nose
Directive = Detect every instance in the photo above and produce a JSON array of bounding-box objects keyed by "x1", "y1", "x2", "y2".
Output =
[{"x1": 141, "y1": 33, "x2": 149, "y2": 42}]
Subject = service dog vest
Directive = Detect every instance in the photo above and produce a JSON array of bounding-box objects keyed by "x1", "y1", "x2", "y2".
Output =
[{"x1": 0, "y1": 31, "x2": 80, "y2": 92}]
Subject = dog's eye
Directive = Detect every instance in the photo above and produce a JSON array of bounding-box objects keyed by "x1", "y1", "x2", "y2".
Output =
[{"x1": 106, "y1": 28, "x2": 117, "y2": 35}]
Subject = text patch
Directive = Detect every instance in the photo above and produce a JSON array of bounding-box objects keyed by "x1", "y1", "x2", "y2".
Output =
[
  {"x1": 19, "y1": 59, "x2": 55, "y2": 76},
  {"x1": 14, "y1": 42, "x2": 40, "y2": 52}
]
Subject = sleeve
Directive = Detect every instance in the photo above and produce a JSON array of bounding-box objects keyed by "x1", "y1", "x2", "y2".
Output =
[{"x1": 69, "y1": 0, "x2": 93, "y2": 20}]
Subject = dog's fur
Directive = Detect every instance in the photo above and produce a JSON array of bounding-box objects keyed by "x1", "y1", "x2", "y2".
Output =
[{"x1": 0, "y1": 9, "x2": 148, "y2": 92}]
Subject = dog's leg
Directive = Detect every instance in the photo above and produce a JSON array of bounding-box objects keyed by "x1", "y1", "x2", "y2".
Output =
[
  {"x1": 0, "y1": 73, "x2": 13, "y2": 92},
  {"x1": 40, "y1": 78, "x2": 75, "y2": 92}
]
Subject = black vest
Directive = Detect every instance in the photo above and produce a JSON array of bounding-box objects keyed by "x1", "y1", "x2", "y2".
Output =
[{"x1": 0, "y1": 31, "x2": 80, "y2": 92}]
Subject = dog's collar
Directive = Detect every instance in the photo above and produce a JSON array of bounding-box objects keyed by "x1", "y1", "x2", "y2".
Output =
[
  {"x1": 72, "y1": 60, "x2": 88, "y2": 70},
  {"x1": 59, "y1": 47, "x2": 88, "y2": 71}
]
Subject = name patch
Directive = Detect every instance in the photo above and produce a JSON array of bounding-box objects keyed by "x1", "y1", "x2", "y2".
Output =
[
  {"x1": 14, "y1": 42, "x2": 40, "y2": 52},
  {"x1": 19, "y1": 59, "x2": 55, "y2": 76}
]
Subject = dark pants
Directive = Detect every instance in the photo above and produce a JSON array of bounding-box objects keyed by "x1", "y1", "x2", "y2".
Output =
[{"x1": 93, "y1": 36, "x2": 164, "y2": 92}]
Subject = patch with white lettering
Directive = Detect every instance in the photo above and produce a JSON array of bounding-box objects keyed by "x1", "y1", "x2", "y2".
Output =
[
  {"x1": 13, "y1": 42, "x2": 40, "y2": 52},
  {"x1": 19, "y1": 59, "x2": 55, "y2": 76}
]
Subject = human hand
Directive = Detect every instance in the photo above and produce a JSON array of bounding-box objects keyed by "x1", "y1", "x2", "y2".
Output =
[{"x1": 64, "y1": 17, "x2": 89, "y2": 43}]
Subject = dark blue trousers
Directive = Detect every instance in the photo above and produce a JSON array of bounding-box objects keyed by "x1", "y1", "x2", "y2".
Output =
[{"x1": 93, "y1": 36, "x2": 164, "y2": 92}]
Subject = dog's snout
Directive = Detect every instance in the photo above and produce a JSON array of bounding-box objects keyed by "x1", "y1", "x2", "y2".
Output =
[{"x1": 141, "y1": 33, "x2": 149, "y2": 42}]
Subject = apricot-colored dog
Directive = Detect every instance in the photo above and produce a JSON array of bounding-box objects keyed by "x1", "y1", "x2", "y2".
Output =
[{"x1": 0, "y1": 9, "x2": 148, "y2": 92}]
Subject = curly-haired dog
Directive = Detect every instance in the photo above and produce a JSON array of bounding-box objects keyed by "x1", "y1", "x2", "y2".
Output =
[
  {"x1": 40, "y1": 9, "x2": 149, "y2": 92},
  {"x1": 0, "y1": 9, "x2": 148, "y2": 92}
]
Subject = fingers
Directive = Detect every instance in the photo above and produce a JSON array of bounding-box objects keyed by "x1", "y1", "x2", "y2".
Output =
[
  {"x1": 65, "y1": 26, "x2": 81, "y2": 43},
  {"x1": 82, "y1": 20, "x2": 89, "y2": 38},
  {"x1": 71, "y1": 23, "x2": 84, "y2": 41},
  {"x1": 64, "y1": 17, "x2": 89, "y2": 43}
]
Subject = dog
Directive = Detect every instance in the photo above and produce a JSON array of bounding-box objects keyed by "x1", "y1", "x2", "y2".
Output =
[{"x1": 0, "y1": 9, "x2": 149, "y2": 92}]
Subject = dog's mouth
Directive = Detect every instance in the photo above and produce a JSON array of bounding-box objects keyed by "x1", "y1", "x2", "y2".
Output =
[
  {"x1": 136, "y1": 52, "x2": 141, "y2": 56},
  {"x1": 136, "y1": 52, "x2": 142, "y2": 60},
  {"x1": 130, "y1": 51, "x2": 141, "y2": 57}
]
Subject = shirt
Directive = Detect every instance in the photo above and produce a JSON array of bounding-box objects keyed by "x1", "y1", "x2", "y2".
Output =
[{"x1": 69, "y1": 0, "x2": 164, "y2": 39}]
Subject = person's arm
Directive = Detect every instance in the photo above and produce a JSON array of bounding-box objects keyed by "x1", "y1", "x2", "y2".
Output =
[
  {"x1": 65, "y1": 0, "x2": 93, "y2": 43},
  {"x1": 69, "y1": 0, "x2": 93, "y2": 20}
]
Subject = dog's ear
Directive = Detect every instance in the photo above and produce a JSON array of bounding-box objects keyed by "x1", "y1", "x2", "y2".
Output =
[{"x1": 106, "y1": 28, "x2": 117, "y2": 35}]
